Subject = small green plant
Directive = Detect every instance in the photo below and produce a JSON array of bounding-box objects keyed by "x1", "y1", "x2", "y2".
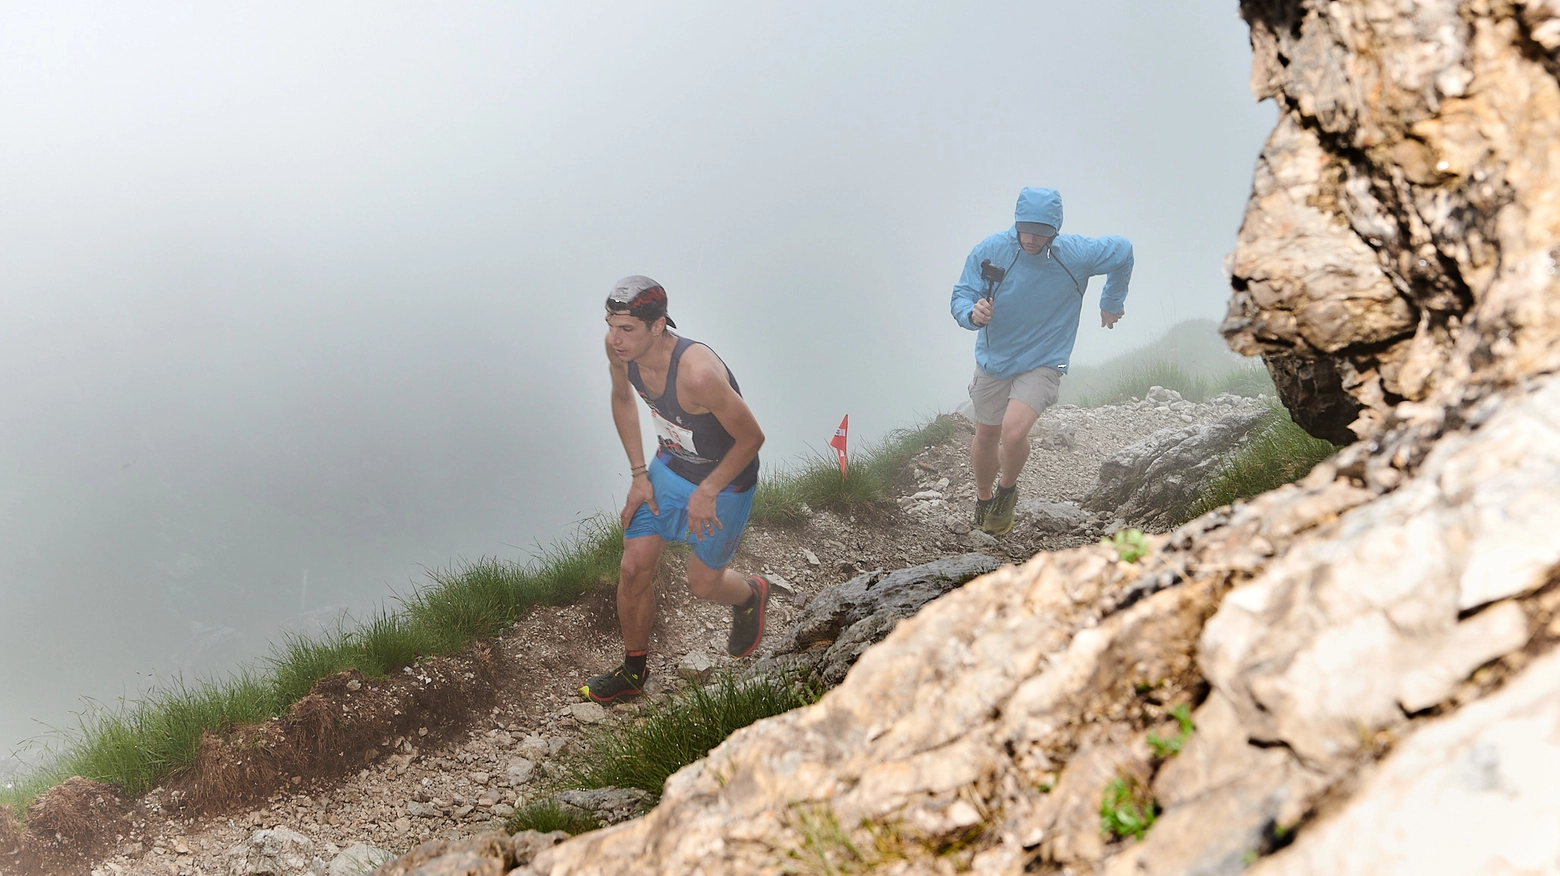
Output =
[
  {"x1": 1146, "y1": 704, "x2": 1195, "y2": 759},
  {"x1": 504, "y1": 799, "x2": 601, "y2": 835},
  {"x1": 1102, "y1": 528, "x2": 1150, "y2": 563},
  {"x1": 1100, "y1": 776, "x2": 1157, "y2": 842}
]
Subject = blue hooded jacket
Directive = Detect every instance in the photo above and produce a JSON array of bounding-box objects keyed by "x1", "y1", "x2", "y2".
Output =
[{"x1": 950, "y1": 187, "x2": 1133, "y2": 379}]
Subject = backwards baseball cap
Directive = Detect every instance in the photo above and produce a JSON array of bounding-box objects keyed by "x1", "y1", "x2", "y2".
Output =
[
  {"x1": 605, "y1": 275, "x2": 676, "y2": 328},
  {"x1": 1015, "y1": 222, "x2": 1058, "y2": 237}
]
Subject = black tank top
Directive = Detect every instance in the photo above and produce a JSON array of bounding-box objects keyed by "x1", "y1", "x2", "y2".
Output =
[{"x1": 627, "y1": 335, "x2": 760, "y2": 491}]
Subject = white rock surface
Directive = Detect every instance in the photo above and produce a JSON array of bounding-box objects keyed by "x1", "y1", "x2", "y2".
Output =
[
  {"x1": 326, "y1": 842, "x2": 395, "y2": 876},
  {"x1": 224, "y1": 828, "x2": 324, "y2": 876},
  {"x1": 1250, "y1": 649, "x2": 1560, "y2": 876}
]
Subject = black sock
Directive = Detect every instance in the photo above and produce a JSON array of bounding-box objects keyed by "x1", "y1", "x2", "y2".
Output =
[
  {"x1": 739, "y1": 578, "x2": 760, "y2": 609},
  {"x1": 625, "y1": 651, "x2": 648, "y2": 679}
]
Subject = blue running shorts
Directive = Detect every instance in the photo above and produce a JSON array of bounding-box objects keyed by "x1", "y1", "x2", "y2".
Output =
[{"x1": 623, "y1": 455, "x2": 754, "y2": 569}]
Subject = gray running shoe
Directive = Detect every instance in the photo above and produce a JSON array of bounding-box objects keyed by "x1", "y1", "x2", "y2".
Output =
[
  {"x1": 987, "y1": 485, "x2": 1018, "y2": 536},
  {"x1": 973, "y1": 497, "x2": 994, "y2": 532},
  {"x1": 727, "y1": 576, "x2": 770, "y2": 658},
  {"x1": 580, "y1": 663, "x2": 647, "y2": 704}
]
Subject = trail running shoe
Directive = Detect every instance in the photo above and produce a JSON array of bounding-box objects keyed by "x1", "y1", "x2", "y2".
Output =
[
  {"x1": 987, "y1": 484, "x2": 1018, "y2": 536},
  {"x1": 727, "y1": 575, "x2": 770, "y2": 658},
  {"x1": 973, "y1": 496, "x2": 993, "y2": 532},
  {"x1": 579, "y1": 663, "x2": 647, "y2": 704}
]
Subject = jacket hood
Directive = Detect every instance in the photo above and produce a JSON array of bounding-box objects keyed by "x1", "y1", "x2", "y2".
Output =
[{"x1": 1014, "y1": 187, "x2": 1064, "y2": 231}]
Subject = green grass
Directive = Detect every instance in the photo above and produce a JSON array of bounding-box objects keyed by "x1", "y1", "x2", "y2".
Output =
[
  {"x1": 1146, "y1": 704, "x2": 1195, "y2": 760},
  {"x1": 1100, "y1": 776, "x2": 1157, "y2": 842},
  {"x1": 1181, "y1": 401, "x2": 1341, "y2": 521},
  {"x1": 2, "y1": 515, "x2": 625, "y2": 815},
  {"x1": 507, "y1": 671, "x2": 819, "y2": 835},
  {"x1": 503, "y1": 799, "x2": 601, "y2": 835},
  {"x1": 569, "y1": 671, "x2": 819, "y2": 794},
  {"x1": 752, "y1": 415, "x2": 960, "y2": 526}
]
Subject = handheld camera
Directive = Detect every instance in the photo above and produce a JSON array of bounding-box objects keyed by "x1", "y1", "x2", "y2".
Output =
[{"x1": 979, "y1": 259, "x2": 1007, "y2": 301}]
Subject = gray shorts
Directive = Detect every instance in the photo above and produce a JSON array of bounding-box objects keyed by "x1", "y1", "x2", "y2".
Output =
[{"x1": 967, "y1": 365, "x2": 1063, "y2": 426}]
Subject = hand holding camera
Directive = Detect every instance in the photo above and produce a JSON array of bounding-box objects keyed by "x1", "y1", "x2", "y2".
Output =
[{"x1": 971, "y1": 297, "x2": 993, "y2": 326}]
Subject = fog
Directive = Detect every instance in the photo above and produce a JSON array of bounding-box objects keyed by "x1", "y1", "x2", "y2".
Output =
[{"x1": 0, "y1": 3, "x2": 1274, "y2": 757}]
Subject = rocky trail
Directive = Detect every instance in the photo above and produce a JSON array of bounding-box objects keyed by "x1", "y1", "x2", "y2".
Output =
[{"x1": 7, "y1": 391, "x2": 1269, "y2": 876}]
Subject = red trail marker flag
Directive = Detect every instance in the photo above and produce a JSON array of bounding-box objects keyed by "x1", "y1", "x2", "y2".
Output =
[{"x1": 829, "y1": 415, "x2": 849, "y2": 479}]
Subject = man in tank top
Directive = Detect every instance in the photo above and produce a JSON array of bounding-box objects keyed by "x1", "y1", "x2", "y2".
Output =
[{"x1": 580, "y1": 275, "x2": 772, "y2": 704}]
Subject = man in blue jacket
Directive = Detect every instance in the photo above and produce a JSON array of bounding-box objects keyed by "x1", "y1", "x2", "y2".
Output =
[{"x1": 950, "y1": 187, "x2": 1133, "y2": 535}]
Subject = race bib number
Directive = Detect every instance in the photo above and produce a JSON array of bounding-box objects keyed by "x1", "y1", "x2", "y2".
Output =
[{"x1": 649, "y1": 407, "x2": 712, "y2": 464}]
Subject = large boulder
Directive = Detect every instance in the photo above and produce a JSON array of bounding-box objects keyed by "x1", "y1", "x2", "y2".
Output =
[
  {"x1": 1082, "y1": 406, "x2": 1268, "y2": 527},
  {"x1": 759, "y1": 553, "x2": 1001, "y2": 686}
]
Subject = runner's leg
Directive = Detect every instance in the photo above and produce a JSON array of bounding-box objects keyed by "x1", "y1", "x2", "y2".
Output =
[
  {"x1": 971, "y1": 423, "x2": 1001, "y2": 501},
  {"x1": 997, "y1": 399, "x2": 1041, "y2": 488},
  {"x1": 686, "y1": 557, "x2": 754, "y2": 606},
  {"x1": 618, "y1": 534, "x2": 665, "y2": 652}
]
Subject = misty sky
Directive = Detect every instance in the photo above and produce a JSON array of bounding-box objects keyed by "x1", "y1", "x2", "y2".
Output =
[{"x1": 0, "y1": 3, "x2": 1274, "y2": 757}]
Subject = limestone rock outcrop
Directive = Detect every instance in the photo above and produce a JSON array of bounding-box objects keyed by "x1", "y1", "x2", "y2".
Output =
[
  {"x1": 1225, "y1": 0, "x2": 1560, "y2": 447},
  {"x1": 759, "y1": 553, "x2": 1001, "y2": 686}
]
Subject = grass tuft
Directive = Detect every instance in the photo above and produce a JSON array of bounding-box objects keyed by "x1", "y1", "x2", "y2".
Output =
[
  {"x1": 505, "y1": 799, "x2": 601, "y2": 835},
  {"x1": 1146, "y1": 704, "x2": 1195, "y2": 760},
  {"x1": 1100, "y1": 775, "x2": 1157, "y2": 842},
  {"x1": 1181, "y1": 401, "x2": 1341, "y2": 521},
  {"x1": 569, "y1": 672, "x2": 819, "y2": 794},
  {"x1": 507, "y1": 671, "x2": 819, "y2": 837}
]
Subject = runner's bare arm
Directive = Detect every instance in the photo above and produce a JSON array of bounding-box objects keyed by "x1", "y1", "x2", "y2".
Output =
[
  {"x1": 678, "y1": 345, "x2": 764, "y2": 498},
  {"x1": 607, "y1": 337, "x2": 657, "y2": 525}
]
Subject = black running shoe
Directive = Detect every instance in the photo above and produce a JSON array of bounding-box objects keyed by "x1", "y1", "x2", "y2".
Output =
[
  {"x1": 727, "y1": 575, "x2": 770, "y2": 658},
  {"x1": 973, "y1": 496, "x2": 993, "y2": 532},
  {"x1": 988, "y1": 484, "x2": 1018, "y2": 536},
  {"x1": 579, "y1": 663, "x2": 647, "y2": 704}
]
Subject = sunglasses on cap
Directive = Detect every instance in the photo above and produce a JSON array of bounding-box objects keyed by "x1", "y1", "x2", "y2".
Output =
[{"x1": 604, "y1": 284, "x2": 676, "y2": 328}]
